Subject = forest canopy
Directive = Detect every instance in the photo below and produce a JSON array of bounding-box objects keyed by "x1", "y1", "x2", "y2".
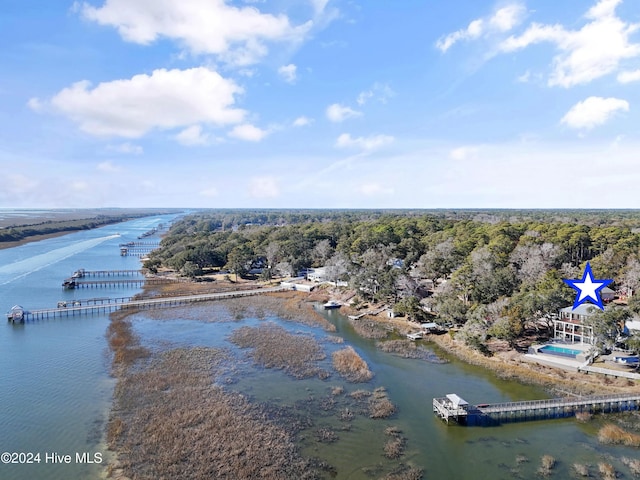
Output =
[{"x1": 146, "y1": 209, "x2": 640, "y2": 350}]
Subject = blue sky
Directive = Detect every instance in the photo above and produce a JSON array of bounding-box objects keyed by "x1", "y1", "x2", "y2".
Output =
[{"x1": 1, "y1": 0, "x2": 639, "y2": 208}]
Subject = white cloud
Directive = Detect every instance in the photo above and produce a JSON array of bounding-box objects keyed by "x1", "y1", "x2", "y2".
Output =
[
  {"x1": 436, "y1": 3, "x2": 526, "y2": 52},
  {"x1": 359, "y1": 182, "x2": 394, "y2": 196},
  {"x1": 311, "y1": 0, "x2": 329, "y2": 15},
  {"x1": 335, "y1": 133, "x2": 394, "y2": 151},
  {"x1": 81, "y1": 0, "x2": 312, "y2": 66},
  {"x1": 490, "y1": 3, "x2": 526, "y2": 31},
  {"x1": 500, "y1": 0, "x2": 640, "y2": 87},
  {"x1": 27, "y1": 97, "x2": 44, "y2": 112},
  {"x1": 41, "y1": 67, "x2": 245, "y2": 138},
  {"x1": 292, "y1": 116, "x2": 312, "y2": 127},
  {"x1": 356, "y1": 82, "x2": 395, "y2": 106},
  {"x1": 175, "y1": 125, "x2": 211, "y2": 146},
  {"x1": 249, "y1": 175, "x2": 280, "y2": 198},
  {"x1": 106, "y1": 142, "x2": 143, "y2": 154},
  {"x1": 326, "y1": 103, "x2": 361, "y2": 122},
  {"x1": 97, "y1": 161, "x2": 122, "y2": 172},
  {"x1": 561, "y1": 96, "x2": 629, "y2": 129},
  {"x1": 449, "y1": 146, "x2": 480, "y2": 161},
  {"x1": 278, "y1": 63, "x2": 297, "y2": 83},
  {"x1": 229, "y1": 123, "x2": 268, "y2": 141},
  {"x1": 618, "y1": 69, "x2": 640, "y2": 83}
]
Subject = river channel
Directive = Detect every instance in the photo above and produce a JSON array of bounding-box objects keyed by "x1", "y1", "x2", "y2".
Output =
[{"x1": 1, "y1": 213, "x2": 638, "y2": 479}]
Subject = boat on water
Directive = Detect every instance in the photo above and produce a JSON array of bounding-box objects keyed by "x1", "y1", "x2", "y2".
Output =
[{"x1": 323, "y1": 300, "x2": 341, "y2": 309}]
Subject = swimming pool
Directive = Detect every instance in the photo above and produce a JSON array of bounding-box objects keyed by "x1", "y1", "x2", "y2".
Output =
[{"x1": 539, "y1": 345, "x2": 583, "y2": 358}]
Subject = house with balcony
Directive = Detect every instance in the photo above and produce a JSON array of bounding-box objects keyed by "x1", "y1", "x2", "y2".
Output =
[{"x1": 553, "y1": 304, "x2": 598, "y2": 344}]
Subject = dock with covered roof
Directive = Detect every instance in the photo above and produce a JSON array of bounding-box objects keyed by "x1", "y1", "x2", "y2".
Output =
[{"x1": 434, "y1": 392, "x2": 640, "y2": 426}]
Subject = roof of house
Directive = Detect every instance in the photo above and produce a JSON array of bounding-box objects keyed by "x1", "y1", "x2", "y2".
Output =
[
  {"x1": 446, "y1": 394, "x2": 468, "y2": 408},
  {"x1": 601, "y1": 287, "x2": 615, "y2": 294},
  {"x1": 559, "y1": 304, "x2": 601, "y2": 316},
  {"x1": 625, "y1": 320, "x2": 640, "y2": 332}
]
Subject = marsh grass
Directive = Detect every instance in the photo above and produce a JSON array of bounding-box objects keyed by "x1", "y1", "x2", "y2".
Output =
[
  {"x1": 332, "y1": 346, "x2": 374, "y2": 382},
  {"x1": 107, "y1": 347, "x2": 323, "y2": 479},
  {"x1": 538, "y1": 455, "x2": 556, "y2": 477},
  {"x1": 598, "y1": 462, "x2": 616, "y2": 480},
  {"x1": 350, "y1": 389, "x2": 372, "y2": 400},
  {"x1": 598, "y1": 424, "x2": 640, "y2": 447},
  {"x1": 575, "y1": 411, "x2": 593, "y2": 423},
  {"x1": 369, "y1": 387, "x2": 397, "y2": 419},
  {"x1": 377, "y1": 339, "x2": 448, "y2": 363},
  {"x1": 383, "y1": 425, "x2": 406, "y2": 459},
  {"x1": 351, "y1": 320, "x2": 389, "y2": 339},
  {"x1": 382, "y1": 465, "x2": 424, "y2": 480},
  {"x1": 229, "y1": 322, "x2": 329, "y2": 379},
  {"x1": 573, "y1": 463, "x2": 589, "y2": 477},
  {"x1": 622, "y1": 456, "x2": 640, "y2": 477},
  {"x1": 106, "y1": 310, "x2": 149, "y2": 368}
]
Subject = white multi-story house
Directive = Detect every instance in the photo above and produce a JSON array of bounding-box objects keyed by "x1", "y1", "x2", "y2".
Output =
[{"x1": 554, "y1": 304, "x2": 598, "y2": 344}]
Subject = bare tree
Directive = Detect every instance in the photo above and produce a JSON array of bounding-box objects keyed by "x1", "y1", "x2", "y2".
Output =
[{"x1": 312, "y1": 239, "x2": 333, "y2": 266}]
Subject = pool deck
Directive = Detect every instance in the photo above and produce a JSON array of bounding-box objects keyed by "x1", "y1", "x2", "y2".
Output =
[{"x1": 523, "y1": 350, "x2": 640, "y2": 380}]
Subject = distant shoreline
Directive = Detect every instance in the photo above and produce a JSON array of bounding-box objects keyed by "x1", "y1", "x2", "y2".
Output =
[
  {"x1": 0, "y1": 231, "x2": 78, "y2": 250},
  {"x1": 0, "y1": 209, "x2": 182, "y2": 250}
]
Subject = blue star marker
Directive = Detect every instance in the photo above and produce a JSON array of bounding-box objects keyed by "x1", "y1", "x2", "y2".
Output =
[{"x1": 563, "y1": 262, "x2": 612, "y2": 310}]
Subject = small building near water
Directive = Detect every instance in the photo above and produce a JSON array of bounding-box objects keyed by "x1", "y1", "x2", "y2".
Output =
[{"x1": 433, "y1": 394, "x2": 470, "y2": 423}]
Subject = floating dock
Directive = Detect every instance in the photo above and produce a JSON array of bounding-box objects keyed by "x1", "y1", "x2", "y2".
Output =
[{"x1": 434, "y1": 393, "x2": 640, "y2": 426}]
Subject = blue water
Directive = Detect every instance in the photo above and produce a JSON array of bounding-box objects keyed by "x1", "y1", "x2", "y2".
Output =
[
  {"x1": 539, "y1": 345, "x2": 582, "y2": 357},
  {"x1": 0, "y1": 213, "x2": 180, "y2": 480}
]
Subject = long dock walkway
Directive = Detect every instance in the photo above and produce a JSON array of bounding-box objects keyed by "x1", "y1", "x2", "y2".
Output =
[
  {"x1": 62, "y1": 278, "x2": 182, "y2": 289},
  {"x1": 71, "y1": 269, "x2": 141, "y2": 278},
  {"x1": 434, "y1": 392, "x2": 640, "y2": 425},
  {"x1": 8, "y1": 286, "x2": 289, "y2": 321}
]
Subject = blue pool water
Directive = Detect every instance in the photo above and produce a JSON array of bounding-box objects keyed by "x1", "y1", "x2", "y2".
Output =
[{"x1": 539, "y1": 345, "x2": 583, "y2": 357}]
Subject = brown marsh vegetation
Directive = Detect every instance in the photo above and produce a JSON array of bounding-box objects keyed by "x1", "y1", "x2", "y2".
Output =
[
  {"x1": 537, "y1": 454, "x2": 556, "y2": 476},
  {"x1": 598, "y1": 423, "x2": 640, "y2": 447},
  {"x1": 377, "y1": 339, "x2": 448, "y2": 363},
  {"x1": 383, "y1": 425, "x2": 407, "y2": 459},
  {"x1": 107, "y1": 346, "x2": 327, "y2": 479},
  {"x1": 106, "y1": 310, "x2": 149, "y2": 368},
  {"x1": 332, "y1": 346, "x2": 374, "y2": 382},
  {"x1": 229, "y1": 322, "x2": 329, "y2": 379}
]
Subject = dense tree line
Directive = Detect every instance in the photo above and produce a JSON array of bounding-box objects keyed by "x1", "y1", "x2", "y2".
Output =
[{"x1": 145, "y1": 210, "x2": 640, "y2": 352}]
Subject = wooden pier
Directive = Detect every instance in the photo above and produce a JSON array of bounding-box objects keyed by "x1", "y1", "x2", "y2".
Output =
[
  {"x1": 62, "y1": 277, "x2": 182, "y2": 289},
  {"x1": 7, "y1": 286, "x2": 289, "y2": 322},
  {"x1": 71, "y1": 268, "x2": 141, "y2": 278},
  {"x1": 118, "y1": 241, "x2": 160, "y2": 257},
  {"x1": 434, "y1": 392, "x2": 640, "y2": 426}
]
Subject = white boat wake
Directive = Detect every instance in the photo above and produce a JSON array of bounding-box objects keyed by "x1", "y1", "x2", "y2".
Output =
[{"x1": 0, "y1": 234, "x2": 120, "y2": 285}]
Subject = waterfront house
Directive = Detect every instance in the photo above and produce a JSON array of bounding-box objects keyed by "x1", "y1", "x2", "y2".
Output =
[
  {"x1": 554, "y1": 304, "x2": 597, "y2": 344},
  {"x1": 307, "y1": 267, "x2": 328, "y2": 282}
]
